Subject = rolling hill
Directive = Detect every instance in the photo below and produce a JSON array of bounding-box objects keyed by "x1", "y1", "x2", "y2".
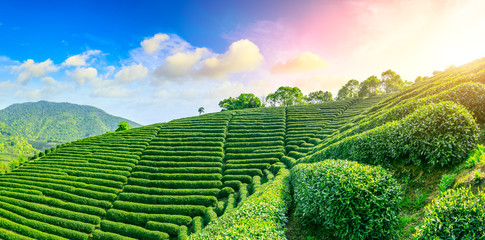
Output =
[
  {"x1": 0, "y1": 101, "x2": 141, "y2": 143},
  {"x1": 0, "y1": 58, "x2": 484, "y2": 239}
]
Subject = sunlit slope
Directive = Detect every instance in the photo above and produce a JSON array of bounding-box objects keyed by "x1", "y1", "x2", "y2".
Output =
[
  {"x1": 0, "y1": 125, "x2": 162, "y2": 240},
  {"x1": 1, "y1": 57, "x2": 485, "y2": 239}
]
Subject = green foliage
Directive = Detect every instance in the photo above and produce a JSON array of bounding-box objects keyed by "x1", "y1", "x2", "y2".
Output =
[
  {"x1": 358, "y1": 75, "x2": 382, "y2": 97},
  {"x1": 305, "y1": 90, "x2": 333, "y2": 104},
  {"x1": 382, "y1": 69, "x2": 404, "y2": 93},
  {"x1": 190, "y1": 169, "x2": 290, "y2": 240},
  {"x1": 291, "y1": 160, "x2": 402, "y2": 240},
  {"x1": 304, "y1": 102, "x2": 480, "y2": 167},
  {"x1": 198, "y1": 107, "x2": 204, "y2": 115},
  {"x1": 266, "y1": 86, "x2": 305, "y2": 106},
  {"x1": 101, "y1": 220, "x2": 169, "y2": 240},
  {"x1": 218, "y1": 187, "x2": 234, "y2": 198},
  {"x1": 415, "y1": 187, "x2": 485, "y2": 239},
  {"x1": 438, "y1": 174, "x2": 455, "y2": 193},
  {"x1": 116, "y1": 121, "x2": 131, "y2": 132},
  {"x1": 0, "y1": 100, "x2": 141, "y2": 142},
  {"x1": 219, "y1": 93, "x2": 261, "y2": 110},
  {"x1": 337, "y1": 79, "x2": 359, "y2": 100}
]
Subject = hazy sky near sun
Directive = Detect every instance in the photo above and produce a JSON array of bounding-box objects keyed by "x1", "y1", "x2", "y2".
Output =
[{"x1": 1, "y1": 0, "x2": 485, "y2": 125}]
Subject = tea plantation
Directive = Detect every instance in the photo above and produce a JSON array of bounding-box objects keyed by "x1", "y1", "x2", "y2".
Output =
[{"x1": 1, "y1": 57, "x2": 485, "y2": 239}]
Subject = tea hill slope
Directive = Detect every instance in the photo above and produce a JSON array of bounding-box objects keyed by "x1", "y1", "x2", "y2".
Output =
[
  {"x1": 0, "y1": 101, "x2": 141, "y2": 143},
  {"x1": 0, "y1": 57, "x2": 484, "y2": 239}
]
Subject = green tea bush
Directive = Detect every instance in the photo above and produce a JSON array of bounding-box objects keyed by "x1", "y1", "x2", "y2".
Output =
[
  {"x1": 178, "y1": 225, "x2": 188, "y2": 240},
  {"x1": 124, "y1": 185, "x2": 219, "y2": 197},
  {"x1": 291, "y1": 160, "x2": 402, "y2": 240},
  {"x1": 189, "y1": 168, "x2": 290, "y2": 240},
  {"x1": 0, "y1": 216, "x2": 65, "y2": 240},
  {"x1": 222, "y1": 175, "x2": 252, "y2": 184},
  {"x1": 92, "y1": 230, "x2": 138, "y2": 240},
  {"x1": 106, "y1": 209, "x2": 192, "y2": 226},
  {"x1": 100, "y1": 220, "x2": 169, "y2": 240},
  {"x1": 128, "y1": 178, "x2": 222, "y2": 189},
  {"x1": 118, "y1": 193, "x2": 217, "y2": 207},
  {"x1": 191, "y1": 216, "x2": 204, "y2": 233},
  {"x1": 112, "y1": 201, "x2": 206, "y2": 217},
  {"x1": 415, "y1": 187, "x2": 485, "y2": 239},
  {"x1": 303, "y1": 102, "x2": 479, "y2": 167},
  {"x1": 204, "y1": 207, "x2": 217, "y2": 225},
  {"x1": 217, "y1": 187, "x2": 234, "y2": 198},
  {"x1": 145, "y1": 221, "x2": 180, "y2": 236}
]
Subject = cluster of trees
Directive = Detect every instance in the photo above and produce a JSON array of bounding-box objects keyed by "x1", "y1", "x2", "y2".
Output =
[
  {"x1": 216, "y1": 69, "x2": 411, "y2": 111},
  {"x1": 336, "y1": 70, "x2": 411, "y2": 100}
]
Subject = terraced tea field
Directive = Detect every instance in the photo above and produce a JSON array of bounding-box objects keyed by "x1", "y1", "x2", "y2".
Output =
[{"x1": 0, "y1": 57, "x2": 485, "y2": 239}]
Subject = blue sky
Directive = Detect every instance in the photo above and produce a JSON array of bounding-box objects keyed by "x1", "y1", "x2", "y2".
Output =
[{"x1": 1, "y1": 0, "x2": 485, "y2": 125}]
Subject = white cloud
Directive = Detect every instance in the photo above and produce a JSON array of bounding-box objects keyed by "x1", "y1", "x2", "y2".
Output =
[
  {"x1": 40, "y1": 76, "x2": 58, "y2": 85},
  {"x1": 62, "y1": 50, "x2": 101, "y2": 67},
  {"x1": 197, "y1": 39, "x2": 264, "y2": 79},
  {"x1": 12, "y1": 59, "x2": 59, "y2": 84},
  {"x1": 68, "y1": 67, "x2": 98, "y2": 85},
  {"x1": 155, "y1": 48, "x2": 209, "y2": 78},
  {"x1": 271, "y1": 51, "x2": 328, "y2": 74},
  {"x1": 115, "y1": 64, "x2": 149, "y2": 84},
  {"x1": 141, "y1": 33, "x2": 170, "y2": 55},
  {"x1": 0, "y1": 80, "x2": 16, "y2": 89}
]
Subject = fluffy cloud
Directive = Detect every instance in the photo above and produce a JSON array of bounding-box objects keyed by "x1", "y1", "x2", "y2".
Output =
[
  {"x1": 271, "y1": 52, "x2": 328, "y2": 74},
  {"x1": 151, "y1": 39, "x2": 264, "y2": 82},
  {"x1": 198, "y1": 39, "x2": 264, "y2": 79},
  {"x1": 12, "y1": 59, "x2": 59, "y2": 84},
  {"x1": 68, "y1": 67, "x2": 98, "y2": 85},
  {"x1": 115, "y1": 64, "x2": 149, "y2": 83},
  {"x1": 141, "y1": 33, "x2": 170, "y2": 55},
  {"x1": 155, "y1": 48, "x2": 209, "y2": 78},
  {"x1": 62, "y1": 50, "x2": 101, "y2": 67}
]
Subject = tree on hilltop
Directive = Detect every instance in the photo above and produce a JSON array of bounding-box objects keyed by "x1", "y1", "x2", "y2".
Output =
[
  {"x1": 198, "y1": 107, "x2": 205, "y2": 115},
  {"x1": 115, "y1": 121, "x2": 131, "y2": 132},
  {"x1": 266, "y1": 86, "x2": 305, "y2": 107},
  {"x1": 336, "y1": 79, "x2": 359, "y2": 100},
  {"x1": 358, "y1": 76, "x2": 382, "y2": 97},
  {"x1": 219, "y1": 93, "x2": 261, "y2": 111},
  {"x1": 306, "y1": 90, "x2": 333, "y2": 104},
  {"x1": 381, "y1": 69, "x2": 404, "y2": 93}
]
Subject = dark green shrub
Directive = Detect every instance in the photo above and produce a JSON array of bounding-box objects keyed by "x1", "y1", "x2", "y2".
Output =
[
  {"x1": 124, "y1": 185, "x2": 219, "y2": 196},
  {"x1": 0, "y1": 216, "x2": 66, "y2": 240},
  {"x1": 223, "y1": 169, "x2": 262, "y2": 177},
  {"x1": 291, "y1": 160, "x2": 402, "y2": 240},
  {"x1": 178, "y1": 225, "x2": 188, "y2": 240},
  {"x1": 218, "y1": 187, "x2": 235, "y2": 198},
  {"x1": 223, "y1": 180, "x2": 241, "y2": 191},
  {"x1": 145, "y1": 221, "x2": 180, "y2": 236},
  {"x1": 101, "y1": 220, "x2": 169, "y2": 240},
  {"x1": 112, "y1": 201, "x2": 206, "y2": 217},
  {"x1": 222, "y1": 175, "x2": 252, "y2": 184},
  {"x1": 128, "y1": 178, "x2": 222, "y2": 189},
  {"x1": 191, "y1": 216, "x2": 204, "y2": 233},
  {"x1": 106, "y1": 209, "x2": 191, "y2": 226},
  {"x1": 92, "y1": 230, "x2": 137, "y2": 240},
  {"x1": 118, "y1": 193, "x2": 217, "y2": 207},
  {"x1": 0, "y1": 190, "x2": 106, "y2": 216},
  {"x1": 303, "y1": 102, "x2": 480, "y2": 167},
  {"x1": 38, "y1": 152, "x2": 45, "y2": 157},
  {"x1": 415, "y1": 187, "x2": 485, "y2": 239},
  {"x1": 204, "y1": 207, "x2": 217, "y2": 225},
  {"x1": 131, "y1": 172, "x2": 222, "y2": 181}
]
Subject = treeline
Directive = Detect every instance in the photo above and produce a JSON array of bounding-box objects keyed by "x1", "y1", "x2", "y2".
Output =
[{"x1": 218, "y1": 69, "x2": 411, "y2": 110}]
